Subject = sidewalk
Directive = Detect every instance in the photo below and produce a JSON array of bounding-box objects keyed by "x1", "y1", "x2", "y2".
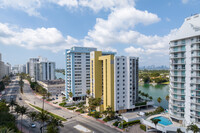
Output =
[{"x1": 25, "y1": 79, "x2": 124, "y2": 132}]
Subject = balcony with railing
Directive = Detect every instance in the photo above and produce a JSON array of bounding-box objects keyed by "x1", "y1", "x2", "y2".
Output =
[{"x1": 191, "y1": 79, "x2": 200, "y2": 84}]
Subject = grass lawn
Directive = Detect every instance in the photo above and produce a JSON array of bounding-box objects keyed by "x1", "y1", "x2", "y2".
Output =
[
  {"x1": 29, "y1": 103, "x2": 66, "y2": 121},
  {"x1": 161, "y1": 81, "x2": 169, "y2": 85}
]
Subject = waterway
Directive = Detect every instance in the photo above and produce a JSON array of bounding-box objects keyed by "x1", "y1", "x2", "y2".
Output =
[
  {"x1": 139, "y1": 84, "x2": 169, "y2": 109},
  {"x1": 55, "y1": 72, "x2": 169, "y2": 109}
]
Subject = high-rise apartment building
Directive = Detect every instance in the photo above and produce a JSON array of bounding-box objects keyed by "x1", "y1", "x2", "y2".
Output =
[
  {"x1": 169, "y1": 14, "x2": 200, "y2": 126},
  {"x1": 65, "y1": 47, "x2": 97, "y2": 100},
  {"x1": 114, "y1": 56, "x2": 139, "y2": 113},
  {"x1": 90, "y1": 51, "x2": 116, "y2": 111},
  {"x1": 0, "y1": 53, "x2": 10, "y2": 79},
  {"x1": 27, "y1": 57, "x2": 55, "y2": 81},
  {"x1": 90, "y1": 51, "x2": 139, "y2": 112}
]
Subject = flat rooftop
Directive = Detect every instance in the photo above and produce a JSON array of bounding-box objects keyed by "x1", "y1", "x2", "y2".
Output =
[{"x1": 39, "y1": 79, "x2": 65, "y2": 85}]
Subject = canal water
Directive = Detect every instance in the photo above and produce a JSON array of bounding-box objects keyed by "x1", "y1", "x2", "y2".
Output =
[
  {"x1": 56, "y1": 72, "x2": 169, "y2": 109},
  {"x1": 139, "y1": 84, "x2": 169, "y2": 109}
]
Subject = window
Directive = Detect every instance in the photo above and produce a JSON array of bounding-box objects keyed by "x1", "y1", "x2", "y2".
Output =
[{"x1": 181, "y1": 40, "x2": 185, "y2": 44}]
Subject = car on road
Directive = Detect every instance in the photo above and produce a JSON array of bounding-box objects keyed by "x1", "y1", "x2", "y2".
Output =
[
  {"x1": 52, "y1": 98, "x2": 55, "y2": 100},
  {"x1": 31, "y1": 123, "x2": 36, "y2": 128},
  {"x1": 19, "y1": 97, "x2": 22, "y2": 100}
]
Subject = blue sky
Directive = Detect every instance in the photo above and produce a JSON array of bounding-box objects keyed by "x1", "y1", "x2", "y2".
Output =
[{"x1": 0, "y1": 0, "x2": 199, "y2": 68}]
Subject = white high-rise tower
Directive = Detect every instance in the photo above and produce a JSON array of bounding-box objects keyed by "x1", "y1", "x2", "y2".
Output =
[{"x1": 169, "y1": 14, "x2": 200, "y2": 126}]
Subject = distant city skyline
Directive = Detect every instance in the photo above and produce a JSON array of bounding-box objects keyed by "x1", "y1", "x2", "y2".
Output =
[{"x1": 0, "y1": 0, "x2": 200, "y2": 68}]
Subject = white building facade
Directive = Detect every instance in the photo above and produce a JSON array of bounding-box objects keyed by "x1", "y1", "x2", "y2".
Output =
[
  {"x1": 169, "y1": 14, "x2": 200, "y2": 126},
  {"x1": 27, "y1": 57, "x2": 55, "y2": 81},
  {"x1": 114, "y1": 56, "x2": 139, "y2": 113},
  {"x1": 0, "y1": 53, "x2": 10, "y2": 79},
  {"x1": 65, "y1": 47, "x2": 97, "y2": 100}
]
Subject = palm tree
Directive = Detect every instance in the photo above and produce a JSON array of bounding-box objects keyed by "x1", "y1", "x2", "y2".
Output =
[
  {"x1": 157, "y1": 97, "x2": 162, "y2": 106},
  {"x1": 19, "y1": 106, "x2": 28, "y2": 131},
  {"x1": 187, "y1": 123, "x2": 199, "y2": 133},
  {"x1": 69, "y1": 92, "x2": 73, "y2": 100},
  {"x1": 9, "y1": 99, "x2": 16, "y2": 112},
  {"x1": 28, "y1": 111, "x2": 37, "y2": 123},
  {"x1": 15, "y1": 105, "x2": 21, "y2": 118},
  {"x1": 0, "y1": 127, "x2": 14, "y2": 133},
  {"x1": 86, "y1": 89, "x2": 90, "y2": 97},
  {"x1": 151, "y1": 118, "x2": 160, "y2": 131},
  {"x1": 149, "y1": 96, "x2": 153, "y2": 101},
  {"x1": 37, "y1": 111, "x2": 49, "y2": 133},
  {"x1": 165, "y1": 95, "x2": 169, "y2": 102},
  {"x1": 19, "y1": 76, "x2": 24, "y2": 94},
  {"x1": 177, "y1": 128, "x2": 183, "y2": 133},
  {"x1": 47, "y1": 117, "x2": 64, "y2": 133},
  {"x1": 47, "y1": 92, "x2": 52, "y2": 100}
]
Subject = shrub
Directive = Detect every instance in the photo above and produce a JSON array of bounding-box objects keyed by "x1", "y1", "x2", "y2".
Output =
[
  {"x1": 140, "y1": 124, "x2": 146, "y2": 131},
  {"x1": 113, "y1": 121, "x2": 120, "y2": 127},
  {"x1": 103, "y1": 116, "x2": 116, "y2": 122},
  {"x1": 75, "y1": 109, "x2": 84, "y2": 113},
  {"x1": 59, "y1": 102, "x2": 66, "y2": 107},
  {"x1": 88, "y1": 111, "x2": 101, "y2": 118},
  {"x1": 119, "y1": 120, "x2": 140, "y2": 129},
  {"x1": 135, "y1": 102, "x2": 147, "y2": 106},
  {"x1": 67, "y1": 107, "x2": 76, "y2": 110},
  {"x1": 94, "y1": 111, "x2": 101, "y2": 118},
  {"x1": 145, "y1": 106, "x2": 164, "y2": 116}
]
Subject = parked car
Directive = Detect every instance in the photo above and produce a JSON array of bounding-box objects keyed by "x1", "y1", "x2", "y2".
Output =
[
  {"x1": 52, "y1": 98, "x2": 55, "y2": 100},
  {"x1": 19, "y1": 97, "x2": 22, "y2": 100}
]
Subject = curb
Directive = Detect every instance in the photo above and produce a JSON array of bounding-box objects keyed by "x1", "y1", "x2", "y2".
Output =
[{"x1": 26, "y1": 80, "x2": 123, "y2": 132}]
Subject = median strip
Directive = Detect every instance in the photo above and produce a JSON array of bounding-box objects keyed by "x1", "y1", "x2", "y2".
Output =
[{"x1": 29, "y1": 103, "x2": 66, "y2": 121}]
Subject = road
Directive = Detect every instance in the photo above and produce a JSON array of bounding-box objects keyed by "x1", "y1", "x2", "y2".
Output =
[
  {"x1": 0, "y1": 77, "x2": 40, "y2": 133},
  {"x1": 2, "y1": 76, "x2": 121, "y2": 133}
]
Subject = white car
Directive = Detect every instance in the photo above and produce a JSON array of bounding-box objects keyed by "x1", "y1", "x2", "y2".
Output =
[{"x1": 31, "y1": 123, "x2": 36, "y2": 128}]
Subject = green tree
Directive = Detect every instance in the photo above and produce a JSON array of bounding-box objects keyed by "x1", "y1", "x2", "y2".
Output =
[
  {"x1": 47, "y1": 92, "x2": 52, "y2": 99},
  {"x1": 151, "y1": 118, "x2": 160, "y2": 129},
  {"x1": 0, "y1": 127, "x2": 15, "y2": 133},
  {"x1": 149, "y1": 96, "x2": 153, "y2": 101},
  {"x1": 47, "y1": 117, "x2": 64, "y2": 133},
  {"x1": 37, "y1": 111, "x2": 49, "y2": 133},
  {"x1": 86, "y1": 89, "x2": 90, "y2": 97},
  {"x1": 9, "y1": 99, "x2": 16, "y2": 112},
  {"x1": 88, "y1": 97, "x2": 101, "y2": 112},
  {"x1": 0, "y1": 102, "x2": 9, "y2": 112},
  {"x1": 157, "y1": 97, "x2": 162, "y2": 105},
  {"x1": 187, "y1": 123, "x2": 199, "y2": 133},
  {"x1": 165, "y1": 95, "x2": 169, "y2": 102},
  {"x1": 27, "y1": 111, "x2": 37, "y2": 123},
  {"x1": 19, "y1": 76, "x2": 24, "y2": 94},
  {"x1": 143, "y1": 76, "x2": 150, "y2": 83},
  {"x1": 69, "y1": 92, "x2": 73, "y2": 99},
  {"x1": 19, "y1": 106, "x2": 28, "y2": 131},
  {"x1": 177, "y1": 128, "x2": 183, "y2": 133}
]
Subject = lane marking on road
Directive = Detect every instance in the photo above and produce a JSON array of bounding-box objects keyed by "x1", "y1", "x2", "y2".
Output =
[{"x1": 74, "y1": 124, "x2": 91, "y2": 133}]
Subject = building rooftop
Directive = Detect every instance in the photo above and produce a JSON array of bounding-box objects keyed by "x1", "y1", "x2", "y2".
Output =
[
  {"x1": 39, "y1": 79, "x2": 65, "y2": 85},
  {"x1": 171, "y1": 13, "x2": 200, "y2": 41}
]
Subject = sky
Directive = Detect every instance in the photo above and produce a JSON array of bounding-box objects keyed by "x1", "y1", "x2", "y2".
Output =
[{"x1": 0, "y1": 0, "x2": 200, "y2": 68}]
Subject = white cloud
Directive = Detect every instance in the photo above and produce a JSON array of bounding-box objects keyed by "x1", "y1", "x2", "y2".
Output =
[
  {"x1": 0, "y1": 0, "x2": 135, "y2": 17},
  {"x1": 84, "y1": 7, "x2": 160, "y2": 46},
  {"x1": 0, "y1": 0, "x2": 42, "y2": 17},
  {"x1": 0, "y1": 23, "x2": 79, "y2": 53},
  {"x1": 79, "y1": 0, "x2": 135, "y2": 12},
  {"x1": 124, "y1": 46, "x2": 144, "y2": 56},
  {"x1": 182, "y1": 0, "x2": 189, "y2": 4},
  {"x1": 50, "y1": 0, "x2": 78, "y2": 7}
]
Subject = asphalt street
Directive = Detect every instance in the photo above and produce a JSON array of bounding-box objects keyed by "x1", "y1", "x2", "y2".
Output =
[
  {"x1": 3, "y1": 77, "x2": 121, "y2": 133},
  {"x1": 0, "y1": 77, "x2": 40, "y2": 133}
]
